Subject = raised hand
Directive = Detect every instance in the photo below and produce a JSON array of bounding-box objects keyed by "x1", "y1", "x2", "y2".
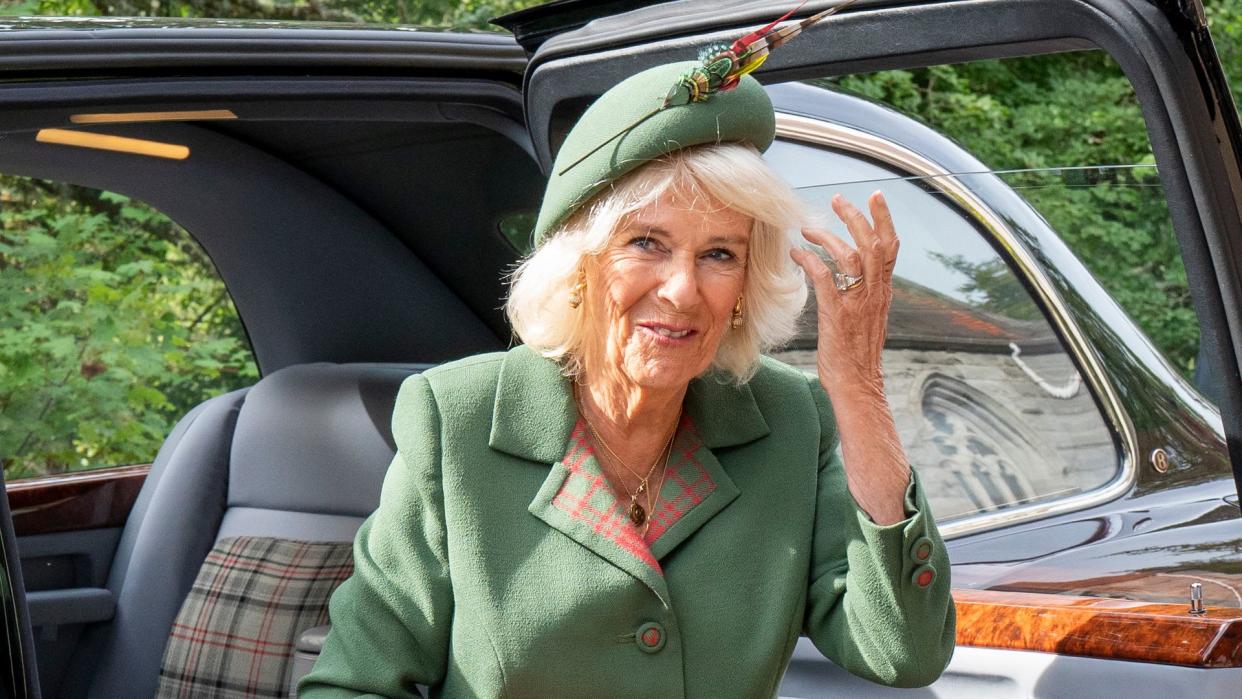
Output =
[{"x1": 790, "y1": 190, "x2": 900, "y2": 399}]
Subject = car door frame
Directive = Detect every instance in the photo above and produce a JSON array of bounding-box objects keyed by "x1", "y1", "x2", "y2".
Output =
[{"x1": 0, "y1": 474, "x2": 39, "y2": 699}]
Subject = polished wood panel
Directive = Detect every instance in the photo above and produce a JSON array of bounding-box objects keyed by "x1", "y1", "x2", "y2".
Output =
[
  {"x1": 5, "y1": 466, "x2": 149, "y2": 537},
  {"x1": 954, "y1": 588, "x2": 1242, "y2": 667}
]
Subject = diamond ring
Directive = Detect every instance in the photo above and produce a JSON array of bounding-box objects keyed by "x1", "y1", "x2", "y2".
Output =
[
  {"x1": 818, "y1": 251, "x2": 864, "y2": 292},
  {"x1": 833, "y1": 271, "x2": 864, "y2": 292}
]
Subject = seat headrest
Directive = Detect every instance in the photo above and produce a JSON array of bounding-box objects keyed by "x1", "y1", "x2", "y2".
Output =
[{"x1": 229, "y1": 363, "x2": 426, "y2": 517}]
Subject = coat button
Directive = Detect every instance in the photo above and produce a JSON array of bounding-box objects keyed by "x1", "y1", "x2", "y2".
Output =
[
  {"x1": 912, "y1": 565, "x2": 936, "y2": 588},
  {"x1": 636, "y1": 621, "x2": 665, "y2": 653},
  {"x1": 910, "y1": 536, "x2": 933, "y2": 562}
]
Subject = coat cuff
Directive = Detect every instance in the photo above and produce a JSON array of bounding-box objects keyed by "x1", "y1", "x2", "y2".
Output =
[{"x1": 853, "y1": 469, "x2": 947, "y2": 595}]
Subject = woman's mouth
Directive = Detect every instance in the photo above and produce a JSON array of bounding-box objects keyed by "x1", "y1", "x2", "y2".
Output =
[{"x1": 639, "y1": 323, "x2": 696, "y2": 344}]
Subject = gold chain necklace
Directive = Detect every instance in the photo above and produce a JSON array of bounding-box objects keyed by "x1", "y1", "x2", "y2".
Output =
[{"x1": 574, "y1": 385, "x2": 680, "y2": 530}]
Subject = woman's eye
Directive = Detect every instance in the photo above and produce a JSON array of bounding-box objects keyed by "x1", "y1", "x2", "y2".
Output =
[
  {"x1": 628, "y1": 236, "x2": 658, "y2": 251},
  {"x1": 704, "y1": 248, "x2": 736, "y2": 262}
]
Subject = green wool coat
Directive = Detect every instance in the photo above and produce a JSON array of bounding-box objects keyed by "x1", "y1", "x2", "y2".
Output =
[{"x1": 298, "y1": 345, "x2": 956, "y2": 698}]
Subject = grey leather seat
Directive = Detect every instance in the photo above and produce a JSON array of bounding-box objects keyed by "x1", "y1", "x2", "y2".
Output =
[{"x1": 60, "y1": 362, "x2": 423, "y2": 699}]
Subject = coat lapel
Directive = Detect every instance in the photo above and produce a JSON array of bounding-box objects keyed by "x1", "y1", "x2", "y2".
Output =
[
  {"x1": 490, "y1": 346, "x2": 771, "y2": 605},
  {"x1": 644, "y1": 415, "x2": 739, "y2": 560},
  {"x1": 528, "y1": 420, "x2": 671, "y2": 605},
  {"x1": 644, "y1": 376, "x2": 767, "y2": 559}
]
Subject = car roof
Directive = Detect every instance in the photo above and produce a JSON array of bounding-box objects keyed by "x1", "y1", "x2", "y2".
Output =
[{"x1": 0, "y1": 17, "x2": 527, "y2": 78}]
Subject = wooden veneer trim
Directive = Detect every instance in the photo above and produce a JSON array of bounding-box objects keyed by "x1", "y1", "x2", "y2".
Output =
[
  {"x1": 7, "y1": 465, "x2": 149, "y2": 537},
  {"x1": 953, "y1": 588, "x2": 1242, "y2": 667}
]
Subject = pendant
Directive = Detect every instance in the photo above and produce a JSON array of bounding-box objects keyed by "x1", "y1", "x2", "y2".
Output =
[{"x1": 629, "y1": 502, "x2": 647, "y2": 527}]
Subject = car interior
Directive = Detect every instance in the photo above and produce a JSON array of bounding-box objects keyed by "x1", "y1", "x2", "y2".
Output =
[{"x1": 0, "y1": 78, "x2": 544, "y2": 696}]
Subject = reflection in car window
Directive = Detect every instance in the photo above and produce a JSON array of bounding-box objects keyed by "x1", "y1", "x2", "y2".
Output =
[
  {"x1": 765, "y1": 141, "x2": 1118, "y2": 522},
  {"x1": 0, "y1": 177, "x2": 257, "y2": 480},
  {"x1": 806, "y1": 53, "x2": 1199, "y2": 388}
]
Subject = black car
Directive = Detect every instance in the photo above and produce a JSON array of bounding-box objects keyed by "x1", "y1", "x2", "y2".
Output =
[{"x1": 1, "y1": 1, "x2": 1242, "y2": 697}]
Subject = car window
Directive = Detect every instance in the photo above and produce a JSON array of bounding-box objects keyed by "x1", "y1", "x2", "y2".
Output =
[
  {"x1": 807, "y1": 51, "x2": 1199, "y2": 387},
  {"x1": 765, "y1": 142, "x2": 1119, "y2": 522},
  {"x1": 0, "y1": 176, "x2": 257, "y2": 481}
]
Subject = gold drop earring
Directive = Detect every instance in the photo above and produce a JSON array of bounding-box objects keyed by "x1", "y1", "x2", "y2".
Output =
[
  {"x1": 569, "y1": 268, "x2": 586, "y2": 309},
  {"x1": 731, "y1": 295, "x2": 744, "y2": 329}
]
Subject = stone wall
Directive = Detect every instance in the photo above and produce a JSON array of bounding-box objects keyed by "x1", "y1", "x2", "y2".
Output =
[{"x1": 770, "y1": 345, "x2": 1118, "y2": 522}]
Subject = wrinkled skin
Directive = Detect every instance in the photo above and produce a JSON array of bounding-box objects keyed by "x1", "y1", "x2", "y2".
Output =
[
  {"x1": 791, "y1": 191, "x2": 910, "y2": 525},
  {"x1": 576, "y1": 187, "x2": 749, "y2": 494},
  {"x1": 583, "y1": 188, "x2": 750, "y2": 396},
  {"x1": 791, "y1": 192, "x2": 899, "y2": 393}
]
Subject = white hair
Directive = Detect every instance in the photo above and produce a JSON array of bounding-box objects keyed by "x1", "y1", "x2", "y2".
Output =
[{"x1": 506, "y1": 142, "x2": 809, "y2": 384}]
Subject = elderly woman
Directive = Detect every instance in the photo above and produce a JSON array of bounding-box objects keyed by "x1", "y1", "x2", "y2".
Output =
[{"x1": 300, "y1": 56, "x2": 955, "y2": 698}]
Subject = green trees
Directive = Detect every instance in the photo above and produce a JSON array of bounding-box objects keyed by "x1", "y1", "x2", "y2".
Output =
[
  {"x1": 3, "y1": 0, "x2": 533, "y2": 27},
  {"x1": 0, "y1": 181, "x2": 256, "y2": 478}
]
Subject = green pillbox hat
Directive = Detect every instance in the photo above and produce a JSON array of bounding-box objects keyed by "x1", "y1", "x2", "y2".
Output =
[{"x1": 532, "y1": 60, "x2": 776, "y2": 245}]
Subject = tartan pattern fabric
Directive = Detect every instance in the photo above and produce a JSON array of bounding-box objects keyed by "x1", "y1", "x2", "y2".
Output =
[
  {"x1": 551, "y1": 416, "x2": 716, "y2": 573},
  {"x1": 157, "y1": 536, "x2": 354, "y2": 698},
  {"x1": 645, "y1": 414, "x2": 716, "y2": 542},
  {"x1": 552, "y1": 421, "x2": 662, "y2": 572}
]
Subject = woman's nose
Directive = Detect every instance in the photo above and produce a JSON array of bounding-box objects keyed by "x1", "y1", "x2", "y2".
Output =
[{"x1": 656, "y1": 257, "x2": 700, "y2": 309}]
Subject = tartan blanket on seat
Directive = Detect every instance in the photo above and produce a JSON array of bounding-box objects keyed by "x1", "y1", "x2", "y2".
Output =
[{"x1": 157, "y1": 536, "x2": 354, "y2": 698}]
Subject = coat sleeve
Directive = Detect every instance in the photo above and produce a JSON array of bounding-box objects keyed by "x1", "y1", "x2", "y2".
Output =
[
  {"x1": 802, "y1": 375, "x2": 956, "y2": 688},
  {"x1": 299, "y1": 373, "x2": 453, "y2": 698}
]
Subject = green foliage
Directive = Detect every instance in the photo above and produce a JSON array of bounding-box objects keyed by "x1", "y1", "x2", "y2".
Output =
[
  {"x1": 0, "y1": 0, "x2": 539, "y2": 28},
  {"x1": 0, "y1": 1, "x2": 548, "y2": 480},
  {"x1": 0, "y1": 180, "x2": 257, "y2": 478}
]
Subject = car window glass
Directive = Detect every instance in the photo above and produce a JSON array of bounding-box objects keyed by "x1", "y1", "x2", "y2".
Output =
[
  {"x1": 803, "y1": 52, "x2": 1200, "y2": 389},
  {"x1": 765, "y1": 142, "x2": 1119, "y2": 522},
  {"x1": 0, "y1": 176, "x2": 257, "y2": 480}
]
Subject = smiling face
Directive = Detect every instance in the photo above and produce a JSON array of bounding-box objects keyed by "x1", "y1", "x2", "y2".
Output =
[{"x1": 582, "y1": 186, "x2": 752, "y2": 391}]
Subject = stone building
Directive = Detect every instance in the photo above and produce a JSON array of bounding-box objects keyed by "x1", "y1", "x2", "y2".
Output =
[{"x1": 771, "y1": 276, "x2": 1118, "y2": 523}]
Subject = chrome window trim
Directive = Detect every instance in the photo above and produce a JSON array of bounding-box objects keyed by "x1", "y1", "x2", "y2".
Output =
[
  {"x1": 4, "y1": 463, "x2": 150, "y2": 491},
  {"x1": 774, "y1": 112, "x2": 1138, "y2": 539}
]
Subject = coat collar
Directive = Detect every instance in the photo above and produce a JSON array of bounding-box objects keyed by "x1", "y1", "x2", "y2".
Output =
[
  {"x1": 489, "y1": 344, "x2": 770, "y2": 463},
  {"x1": 491, "y1": 345, "x2": 768, "y2": 604}
]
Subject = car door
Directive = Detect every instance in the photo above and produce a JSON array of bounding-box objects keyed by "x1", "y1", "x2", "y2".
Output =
[
  {"x1": 0, "y1": 469, "x2": 40, "y2": 699},
  {"x1": 508, "y1": 0, "x2": 1242, "y2": 695}
]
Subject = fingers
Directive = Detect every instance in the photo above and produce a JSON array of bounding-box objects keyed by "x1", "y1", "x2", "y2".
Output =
[
  {"x1": 831, "y1": 194, "x2": 883, "y2": 286},
  {"x1": 868, "y1": 191, "x2": 900, "y2": 283},
  {"x1": 831, "y1": 193, "x2": 878, "y2": 249},
  {"x1": 798, "y1": 191, "x2": 901, "y2": 293},
  {"x1": 789, "y1": 247, "x2": 838, "y2": 308},
  {"x1": 868, "y1": 191, "x2": 897, "y2": 245},
  {"x1": 801, "y1": 226, "x2": 860, "y2": 275}
]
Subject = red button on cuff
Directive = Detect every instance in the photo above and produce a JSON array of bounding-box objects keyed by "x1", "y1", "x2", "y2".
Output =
[
  {"x1": 911, "y1": 565, "x2": 936, "y2": 588},
  {"x1": 910, "y1": 536, "x2": 934, "y2": 562}
]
